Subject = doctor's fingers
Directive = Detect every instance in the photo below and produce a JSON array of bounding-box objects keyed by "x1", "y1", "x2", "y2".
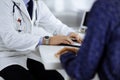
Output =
[
  {"x1": 55, "y1": 36, "x2": 73, "y2": 45},
  {"x1": 76, "y1": 37, "x2": 83, "y2": 43},
  {"x1": 50, "y1": 36, "x2": 73, "y2": 45},
  {"x1": 61, "y1": 37, "x2": 73, "y2": 44},
  {"x1": 61, "y1": 40, "x2": 72, "y2": 45},
  {"x1": 50, "y1": 35, "x2": 69, "y2": 45},
  {"x1": 68, "y1": 32, "x2": 82, "y2": 43}
]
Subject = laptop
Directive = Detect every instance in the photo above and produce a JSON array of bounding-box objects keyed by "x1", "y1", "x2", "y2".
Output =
[
  {"x1": 79, "y1": 11, "x2": 88, "y2": 33},
  {"x1": 59, "y1": 11, "x2": 88, "y2": 48}
]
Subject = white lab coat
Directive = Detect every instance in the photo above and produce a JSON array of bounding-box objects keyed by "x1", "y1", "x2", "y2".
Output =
[{"x1": 0, "y1": 0, "x2": 74, "y2": 71}]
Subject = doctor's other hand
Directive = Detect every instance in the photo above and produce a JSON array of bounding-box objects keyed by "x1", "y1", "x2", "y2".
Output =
[
  {"x1": 68, "y1": 32, "x2": 82, "y2": 43},
  {"x1": 55, "y1": 47, "x2": 79, "y2": 58},
  {"x1": 44, "y1": 35, "x2": 74, "y2": 45}
]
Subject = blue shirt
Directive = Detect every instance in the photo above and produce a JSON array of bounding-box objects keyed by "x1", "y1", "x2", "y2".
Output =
[
  {"x1": 23, "y1": 0, "x2": 43, "y2": 45},
  {"x1": 23, "y1": 0, "x2": 30, "y2": 5},
  {"x1": 60, "y1": 0, "x2": 120, "y2": 80}
]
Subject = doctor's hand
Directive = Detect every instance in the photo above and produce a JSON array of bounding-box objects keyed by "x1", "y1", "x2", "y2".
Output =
[
  {"x1": 68, "y1": 32, "x2": 82, "y2": 43},
  {"x1": 55, "y1": 47, "x2": 79, "y2": 58},
  {"x1": 49, "y1": 35, "x2": 74, "y2": 45}
]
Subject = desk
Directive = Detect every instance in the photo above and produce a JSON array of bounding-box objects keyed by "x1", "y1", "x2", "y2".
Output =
[
  {"x1": 39, "y1": 45, "x2": 64, "y2": 69},
  {"x1": 38, "y1": 33, "x2": 85, "y2": 80},
  {"x1": 38, "y1": 33, "x2": 85, "y2": 69},
  {"x1": 39, "y1": 45, "x2": 71, "y2": 80},
  {"x1": 38, "y1": 43, "x2": 82, "y2": 80}
]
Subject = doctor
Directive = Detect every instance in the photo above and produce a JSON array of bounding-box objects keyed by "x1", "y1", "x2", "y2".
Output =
[{"x1": 0, "y1": 0, "x2": 81, "y2": 80}]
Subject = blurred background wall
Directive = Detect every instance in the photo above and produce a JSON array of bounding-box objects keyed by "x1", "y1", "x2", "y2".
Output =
[
  {"x1": 42, "y1": 0, "x2": 95, "y2": 31},
  {"x1": 42, "y1": 0, "x2": 85, "y2": 31}
]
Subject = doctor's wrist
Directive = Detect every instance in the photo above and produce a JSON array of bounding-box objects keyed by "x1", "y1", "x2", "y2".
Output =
[{"x1": 43, "y1": 36, "x2": 51, "y2": 45}]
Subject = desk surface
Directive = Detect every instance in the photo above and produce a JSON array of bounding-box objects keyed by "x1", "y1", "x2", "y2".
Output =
[
  {"x1": 38, "y1": 33, "x2": 85, "y2": 70},
  {"x1": 39, "y1": 44, "x2": 81, "y2": 70},
  {"x1": 39, "y1": 45, "x2": 64, "y2": 69},
  {"x1": 39, "y1": 45, "x2": 74, "y2": 80}
]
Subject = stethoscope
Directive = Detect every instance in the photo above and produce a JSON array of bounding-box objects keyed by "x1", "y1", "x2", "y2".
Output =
[
  {"x1": 12, "y1": 0, "x2": 38, "y2": 32},
  {"x1": 13, "y1": 1, "x2": 21, "y2": 14},
  {"x1": 12, "y1": 1, "x2": 25, "y2": 32}
]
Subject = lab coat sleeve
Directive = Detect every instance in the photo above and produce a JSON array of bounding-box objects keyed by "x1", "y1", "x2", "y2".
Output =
[
  {"x1": 36, "y1": 0, "x2": 75, "y2": 36},
  {"x1": 0, "y1": 1, "x2": 40, "y2": 51},
  {"x1": 60, "y1": 1, "x2": 109, "y2": 80}
]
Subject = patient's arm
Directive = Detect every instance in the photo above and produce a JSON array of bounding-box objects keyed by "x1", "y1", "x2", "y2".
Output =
[{"x1": 55, "y1": 47, "x2": 79, "y2": 58}]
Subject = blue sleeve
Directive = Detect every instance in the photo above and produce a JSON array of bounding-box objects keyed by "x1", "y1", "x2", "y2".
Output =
[
  {"x1": 38, "y1": 37, "x2": 43, "y2": 45},
  {"x1": 60, "y1": 1, "x2": 110, "y2": 80}
]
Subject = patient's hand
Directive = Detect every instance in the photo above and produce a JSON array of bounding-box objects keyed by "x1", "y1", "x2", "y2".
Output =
[{"x1": 55, "y1": 47, "x2": 79, "y2": 58}]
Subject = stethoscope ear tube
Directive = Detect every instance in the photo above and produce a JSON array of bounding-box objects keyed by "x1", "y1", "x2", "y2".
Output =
[
  {"x1": 12, "y1": 1, "x2": 21, "y2": 14},
  {"x1": 12, "y1": 1, "x2": 24, "y2": 32}
]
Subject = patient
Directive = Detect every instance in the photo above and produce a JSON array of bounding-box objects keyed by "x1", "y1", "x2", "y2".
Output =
[{"x1": 56, "y1": 0, "x2": 120, "y2": 80}]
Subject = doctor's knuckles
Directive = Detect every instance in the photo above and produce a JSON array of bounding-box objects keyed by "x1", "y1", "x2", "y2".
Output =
[{"x1": 44, "y1": 35, "x2": 74, "y2": 45}]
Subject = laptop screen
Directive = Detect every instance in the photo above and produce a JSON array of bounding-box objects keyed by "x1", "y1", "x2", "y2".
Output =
[{"x1": 79, "y1": 11, "x2": 88, "y2": 33}]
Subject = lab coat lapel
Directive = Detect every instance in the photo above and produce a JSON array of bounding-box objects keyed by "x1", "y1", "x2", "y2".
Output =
[{"x1": 12, "y1": 0, "x2": 31, "y2": 21}]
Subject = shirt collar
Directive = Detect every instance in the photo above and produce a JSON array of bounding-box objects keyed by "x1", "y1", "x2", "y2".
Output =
[{"x1": 23, "y1": 0, "x2": 30, "y2": 5}]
